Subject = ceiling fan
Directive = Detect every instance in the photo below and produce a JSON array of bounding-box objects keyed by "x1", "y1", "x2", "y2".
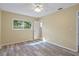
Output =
[{"x1": 33, "y1": 3, "x2": 43, "y2": 13}]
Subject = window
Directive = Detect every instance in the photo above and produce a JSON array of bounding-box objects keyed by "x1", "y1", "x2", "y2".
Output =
[{"x1": 12, "y1": 19, "x2": 31, "y2": 30}]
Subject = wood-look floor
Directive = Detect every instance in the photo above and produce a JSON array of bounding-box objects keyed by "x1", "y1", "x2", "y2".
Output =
[{"x1": 0, "y1": 40, "x2": 79, "y2": 56}]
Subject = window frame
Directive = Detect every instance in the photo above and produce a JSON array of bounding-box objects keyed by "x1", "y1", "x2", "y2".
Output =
[{"x1": 12, "y1": 18, "x2": 32, "y2": 30}]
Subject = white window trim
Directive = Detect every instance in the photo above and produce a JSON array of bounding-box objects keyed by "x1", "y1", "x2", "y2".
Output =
[{"x1": 12, "y1": 18, "x2": 32, "y2": 30}]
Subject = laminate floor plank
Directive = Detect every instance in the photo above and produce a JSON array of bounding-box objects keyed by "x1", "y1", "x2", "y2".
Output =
[{"x1": 0, "y1": 41, "x2": 79, "y2": 56}]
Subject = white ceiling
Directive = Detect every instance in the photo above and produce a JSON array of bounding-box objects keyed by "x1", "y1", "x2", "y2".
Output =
[{"x1": 0, "y1": 3, "x2": 76, "y2": 17}]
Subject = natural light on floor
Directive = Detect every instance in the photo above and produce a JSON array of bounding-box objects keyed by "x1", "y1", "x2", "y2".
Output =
[{"x1": 29, "y1": 37, "x2": 46, "y2": 45}]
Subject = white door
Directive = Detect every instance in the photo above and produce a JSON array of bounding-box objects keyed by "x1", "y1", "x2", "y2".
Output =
[{"x1": 34, "y1": 20, "x2": 40, "y2": 40}]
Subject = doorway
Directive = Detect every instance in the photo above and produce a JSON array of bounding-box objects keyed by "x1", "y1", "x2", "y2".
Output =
[{"x1": 33, "y1": 19, "x2": 42, "y2": 41}]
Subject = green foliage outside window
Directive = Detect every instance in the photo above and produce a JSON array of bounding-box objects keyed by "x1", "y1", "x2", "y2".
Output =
[
  {"x1": 13, "y1": 20, "x2": 31, "y2": 29},
  {"x1": 24, "y1": 21, "x2": 31, "y2": 29}
]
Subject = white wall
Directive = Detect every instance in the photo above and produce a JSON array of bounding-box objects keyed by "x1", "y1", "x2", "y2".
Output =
[
  {"x1": 0, "y1": 10, "x2": 1, "y2": 48},
  {"x1": 1, "y1": 11, "x2": 35, "y2": 46},
  {"x1": 41, "y1": 4, "x2": 79, "y2": 52}
]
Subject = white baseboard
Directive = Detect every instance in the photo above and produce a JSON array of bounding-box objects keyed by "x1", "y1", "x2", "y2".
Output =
[
  {"x1": 1, "y1": 39, "x2": 33, "y2": 47},
  {"x1": 47, "y1": 41, "x2": 78, "y2": 52}
]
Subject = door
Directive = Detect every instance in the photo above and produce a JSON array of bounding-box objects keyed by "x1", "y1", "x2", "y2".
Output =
[{"x1": 33, "y1": 20, "x2": 41, "y2": 40}]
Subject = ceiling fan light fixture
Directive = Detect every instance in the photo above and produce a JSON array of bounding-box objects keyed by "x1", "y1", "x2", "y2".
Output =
[
  {"x1": 33, "y1": 3, "x2": 43, "y2": 13},
  {"x1": 34, "y1": 7, "x2": 43, "y2": 12}
]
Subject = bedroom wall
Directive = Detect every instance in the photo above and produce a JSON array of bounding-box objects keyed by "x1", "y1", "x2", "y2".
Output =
[
  {"x1": 0, "y1": 10, "x2": 1, "y2": 48},
  {"x1": 41, "y1": 4, "x2": 79, "y2": 52},
  {"x1": 1, "y1": 11, "x2": 35, "y2": 46}
]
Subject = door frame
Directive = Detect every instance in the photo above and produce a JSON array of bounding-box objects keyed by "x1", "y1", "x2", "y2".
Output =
[
  {"x1": 76, "y1": 11, "x2": 79, "y2": 52},
  {"x1": 33, "y1": 19, "x2": 41, "y2": 40}
]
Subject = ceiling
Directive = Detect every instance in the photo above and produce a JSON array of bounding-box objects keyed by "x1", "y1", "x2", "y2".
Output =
[{"x1": 0, "y1": 3, "x2": 76, "y2": 17}]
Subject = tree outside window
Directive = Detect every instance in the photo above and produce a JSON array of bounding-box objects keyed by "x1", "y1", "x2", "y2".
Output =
[{"x1": 13, "y1": 19, "x2": 31, "y2": 30}]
